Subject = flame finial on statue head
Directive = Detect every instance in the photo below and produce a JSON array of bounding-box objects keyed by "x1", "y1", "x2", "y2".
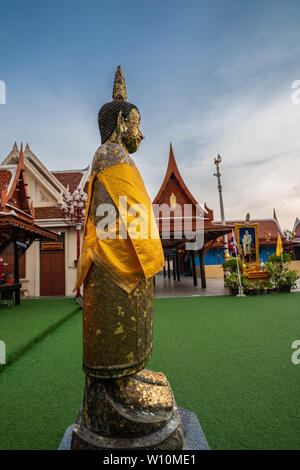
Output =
[
  {"x1": 98, "y1": 66, "x2": 138, "y2": 144},
  {"x1": 112, "y1": 66, "x2": 127, "y2": 101}
]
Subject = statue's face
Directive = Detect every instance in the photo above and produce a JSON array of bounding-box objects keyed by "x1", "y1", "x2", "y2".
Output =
[{"x1": 122, "y1": 108, "x2": 144, "y2": 153}]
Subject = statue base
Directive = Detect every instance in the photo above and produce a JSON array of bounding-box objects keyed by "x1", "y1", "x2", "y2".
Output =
[
  {"x1": 70, "y1": 370, "x2": 189, "y2": 450},
  {"x1": 71, "y1": 404, "x2": 188, "y2": 450},
  {"x1": 65, "y1": 369, "x2": 209, "y2": 451},
  {"x1": 59, "y1": 408, "x2": 210, "y2": 450}
]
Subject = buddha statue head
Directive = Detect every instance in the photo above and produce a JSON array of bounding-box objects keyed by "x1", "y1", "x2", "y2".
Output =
[{"x1": 98, "y1": 66, "x2": 144, "y2": 153}]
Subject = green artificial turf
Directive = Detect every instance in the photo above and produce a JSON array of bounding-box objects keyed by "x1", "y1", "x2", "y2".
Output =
[
  {"x1": 0, "y1": 294, "x2": 300, "y2": 450},
  {"x1": 0, "y1": 298, "x2": 80, "y2": 367}
]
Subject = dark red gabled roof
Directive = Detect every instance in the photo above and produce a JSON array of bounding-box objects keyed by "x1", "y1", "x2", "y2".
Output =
[
  {"x1": 153, "y1": 142, "x2": 216, "y2": 221},
  {"x1": 153, "y1": 143, "x2": 233, "y2": 244},
  {"x1": 153, "y1": 143, "x2": 199, "y2": 207},
  {"x1": 51, "y1": 171, "x2": 84, "y2": 194}
]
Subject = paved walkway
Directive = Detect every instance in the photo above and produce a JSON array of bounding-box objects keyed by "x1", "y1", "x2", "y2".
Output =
[
  {"x1": 30, "y1": 276, "x2": 300, "y2": 300},
  {"x1": 154, "y1": 274, "x2": 300, "y2": 298},
  {"x1": 154, "y1": 274, "x2": 227, "y2": 298}
]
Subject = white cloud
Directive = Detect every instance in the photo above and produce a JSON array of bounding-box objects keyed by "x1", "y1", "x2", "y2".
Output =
[{"x1": 138, "y1": 86, "x2": 300, "y2": 231}]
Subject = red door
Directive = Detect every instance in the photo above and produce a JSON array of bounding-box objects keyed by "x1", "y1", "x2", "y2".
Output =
[{"x1": 40, "y1": 251, "x2": 65, "y2": 296}]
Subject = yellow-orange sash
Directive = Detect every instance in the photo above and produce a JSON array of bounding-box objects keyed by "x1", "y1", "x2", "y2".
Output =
[{"x1": 75, "y1": 164, "x2": 164, "y2": 293}]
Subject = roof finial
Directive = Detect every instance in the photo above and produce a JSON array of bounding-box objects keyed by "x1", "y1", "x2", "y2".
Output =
[
  {"x1": 112, "y1": 65, "x2": 127, "y2": 101},
  {"x1": 19, "y1": 143, "x2": 24, "y2": 164},
  {"x1": 13, "y1": 142, "x2": 19, "y2": 153}
]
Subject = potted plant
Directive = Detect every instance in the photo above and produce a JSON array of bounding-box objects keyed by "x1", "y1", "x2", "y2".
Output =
[
  {"x1": 276, "y1": 270, "x2": 298, "y2": 293},
  {"x1": 223, "y1": 257, "x2": 244, "y2": 274},
  {"x1": 252, "y1": 281, "x2": 262, "y2": 296},
  {"x1": 224, "y1": 272, "x2": 240, "y2": 295},
  {"x1": 262, "y1": 279, "x2": 272, "y2": 294},
  {"x1": 242, "y1": 278, "x2": 252, "y2": 296},
  {"x1": 264, "y1": 261, "x2": 298, "y2": 293}
]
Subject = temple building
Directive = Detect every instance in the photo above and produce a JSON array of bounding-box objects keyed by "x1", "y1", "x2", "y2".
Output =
[
  {"x1": 291, "y1": 218, "x2": 300, "y2": 260},
  {"x1": 204, "y1": 211, "x2": 300, "y2": 277},
  {"x1": 0, "y1": 144, "x2": 58, "y2": 302},
  {"x1": 1, "y1": 142, "x2": 89, "y2": 297},
  {"x1": 154, "y1": 145, "x2": 300, "y2": 280},
  {"x1": 153, "y1": 143, "x2": 233, "y2": 286}
]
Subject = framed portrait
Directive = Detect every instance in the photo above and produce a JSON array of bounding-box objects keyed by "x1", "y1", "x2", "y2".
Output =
[{"x1": 235, "y1": 223, "x2": 259, "y2": 268}]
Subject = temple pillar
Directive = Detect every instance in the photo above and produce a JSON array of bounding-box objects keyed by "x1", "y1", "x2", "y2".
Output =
[
  {"x1": 13, "y1": 229, "x2": 20, "y2": 305},
  {"x1": 191, "y1": 251, "x2": 197, "y2": 286},
  {"x1": 176, "y1": 252, "x2": 180, "y2": 281},
  {"x1": 199, "y1": 249, "x2": 206, "y2": 289}
]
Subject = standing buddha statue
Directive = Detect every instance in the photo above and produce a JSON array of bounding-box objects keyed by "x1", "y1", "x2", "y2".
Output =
[{"x1": 71, "y1": 66, "x2": 187, "y2": 450}]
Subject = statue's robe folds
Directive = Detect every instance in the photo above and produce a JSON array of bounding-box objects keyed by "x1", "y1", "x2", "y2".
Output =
[{"x1": 75, "y1": 143, "x2": 164, "y2": 379}]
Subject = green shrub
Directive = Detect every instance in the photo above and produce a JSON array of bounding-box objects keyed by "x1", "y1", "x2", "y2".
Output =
[
  {"x1": 242, "y1": 278, "x2": 252, "y2": 290},
  {"x1": 264, "y1": 261, "x2": 298, "y2": 290},
  {"x1": 225, "y1": 272, "x2": 240, "y2": 290},
  {"x1": 223, "y1": 257, "x2": 243, "y2": 274},
  {"x1": 268, "y1": 252, "x2": 291, "y2": 264},
  {"x1": 276, "y1": 270, "x2": 298, "y2": 289}
]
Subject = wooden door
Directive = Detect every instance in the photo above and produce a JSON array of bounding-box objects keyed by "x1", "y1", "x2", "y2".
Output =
[{"x1": 40, "y1": 237, "x2": 65, "y2": 296}]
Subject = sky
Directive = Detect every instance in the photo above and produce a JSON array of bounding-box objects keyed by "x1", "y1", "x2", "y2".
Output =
[{"x1": 0, "y1": 0, "x2": 300, "y2": 230}]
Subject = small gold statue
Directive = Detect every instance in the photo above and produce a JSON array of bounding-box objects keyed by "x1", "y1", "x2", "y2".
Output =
[
  {"x1": 71, "y1": 67, "x2": 187, "y2": 450},
  {"x1": 245, "y1": 213, "x2": 251, "y2": 227}
]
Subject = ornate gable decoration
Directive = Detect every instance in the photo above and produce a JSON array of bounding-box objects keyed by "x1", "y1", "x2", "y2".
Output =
[
  {"x1": 0, "y1": 144, "x2": 34, "y2": 222},
  {"x1": 153, "y1": 143, "x2": 213, "y2": 221}
]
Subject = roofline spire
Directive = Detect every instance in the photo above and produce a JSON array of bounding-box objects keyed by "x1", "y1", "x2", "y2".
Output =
[{"x1": 153, "y1": 142, "x2": 199, "y2": 207}]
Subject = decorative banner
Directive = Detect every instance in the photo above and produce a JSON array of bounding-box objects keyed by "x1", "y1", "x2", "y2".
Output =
[{"x1": 41, "y1": 242, "x2": 63, "y2": 251}]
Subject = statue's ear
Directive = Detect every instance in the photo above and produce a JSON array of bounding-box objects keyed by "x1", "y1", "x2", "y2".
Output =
[{"x1": 116, "y1": 110, "x2": 125, "y2": 143}]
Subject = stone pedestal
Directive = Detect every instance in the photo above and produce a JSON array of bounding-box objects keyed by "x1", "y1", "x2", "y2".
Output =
[{"x1": 59, "y1": 408, "x2": 210, "y2": 451}]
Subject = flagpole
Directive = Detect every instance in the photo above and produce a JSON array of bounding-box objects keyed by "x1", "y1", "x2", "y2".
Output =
[
  {"x1": 214, "y1": 155, "x2": 229, "y2": 260},
  {"x1": 233, "y1": 229, "x2": 245, "y2": 298}
]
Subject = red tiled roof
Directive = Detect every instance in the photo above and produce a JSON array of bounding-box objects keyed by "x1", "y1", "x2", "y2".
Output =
[
  {"x1": 0, "y1": 169, "x2": 12, "y2": 192},
  {"x1": 35, "y1": 206, "x2": 64, "y2": 219},
  {"x1": 52, "y1": 171, "x2": 83, "y2": 193},
  {"x1": 294, "y1": 219, "x2": 300, "y2": 237}
]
